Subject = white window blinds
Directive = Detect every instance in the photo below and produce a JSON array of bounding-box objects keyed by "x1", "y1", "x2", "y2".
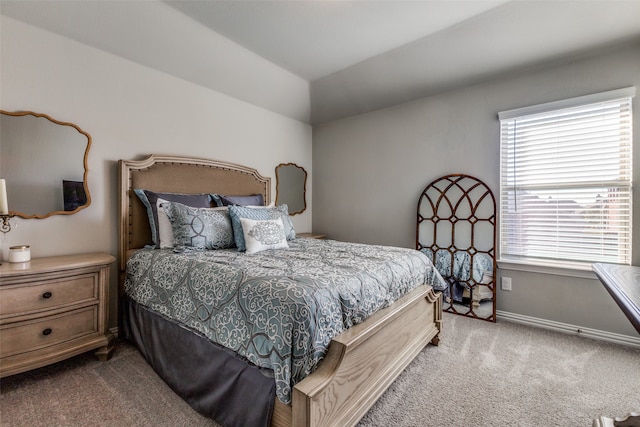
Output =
[{"x1": 499, "y1": 87, "x2": 634, "y2": 266}]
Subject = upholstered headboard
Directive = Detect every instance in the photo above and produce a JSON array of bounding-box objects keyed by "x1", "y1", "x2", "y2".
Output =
[{"x1": 118, "y1": 154, "x2": 271, "y2": 273}]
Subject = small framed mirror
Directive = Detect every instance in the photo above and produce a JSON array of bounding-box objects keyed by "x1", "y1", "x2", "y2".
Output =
[
  {"x1": 275, "y1": 163, "x2": 307, "y2": 215},
  {"x1": 0, "y1": 110, "x2": 91, "y2": 219}
]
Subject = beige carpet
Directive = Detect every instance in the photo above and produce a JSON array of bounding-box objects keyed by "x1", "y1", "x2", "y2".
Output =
[{"x1": 1, "y1": 313, "x2": 638, "y2": 427}]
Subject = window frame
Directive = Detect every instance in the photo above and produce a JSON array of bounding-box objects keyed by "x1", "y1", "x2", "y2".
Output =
[{"x1": 498, "y1": 87, "x2": 635, "y2": 270}]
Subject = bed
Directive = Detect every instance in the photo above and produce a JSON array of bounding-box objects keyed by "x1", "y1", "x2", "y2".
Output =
[{"x1": 118, "y1": 154, "x2": 445, "y2": 427}]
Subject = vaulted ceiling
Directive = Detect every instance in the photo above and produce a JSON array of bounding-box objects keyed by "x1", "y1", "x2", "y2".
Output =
[{"x1": 2, "y1": 0, "x2": 640, "y2": 124}]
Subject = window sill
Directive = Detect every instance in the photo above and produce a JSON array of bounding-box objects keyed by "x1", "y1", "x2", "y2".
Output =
[{"x1": 497, "y1": 258, "x2": 598, "y2": 280}]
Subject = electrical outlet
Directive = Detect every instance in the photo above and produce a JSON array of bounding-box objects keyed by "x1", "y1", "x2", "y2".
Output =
[{"x1": 501, "y1": 277, "x2": 512, "y2": 291}]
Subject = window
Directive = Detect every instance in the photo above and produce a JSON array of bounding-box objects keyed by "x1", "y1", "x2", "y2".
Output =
[{"x1": 499, "y1": 87, "x2": 634, "y2": 266}]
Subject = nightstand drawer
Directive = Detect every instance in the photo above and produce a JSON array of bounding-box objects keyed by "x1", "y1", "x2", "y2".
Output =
[
  {"x1": 0, "y1": 306, "x2": 98, "y2": 358},
  {"x1": 0, "y1": 253, "x2": 115, "y2": 377},
  {"x1": 0, "y1": 274, "x2": 98, "y2": 319}
]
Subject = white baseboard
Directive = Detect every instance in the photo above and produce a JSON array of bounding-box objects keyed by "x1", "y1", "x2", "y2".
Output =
[
  {"x1": 110, "y1": 315, "x2": 638, "y2": 348},
  {"x1": 496, "y1": 310, "x2": 640, "y2": 349}
]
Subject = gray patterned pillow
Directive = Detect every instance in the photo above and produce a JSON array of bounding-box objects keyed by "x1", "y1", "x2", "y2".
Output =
[
  {"x1": 228, "y1": 204, "x2": 296, "y2": 251},
  {"x1": 133, "y1": 189, "x2": 211, "y2": 246},
  {"x1": 162, "y1": 202, "x2": 234, "y2": 249}
]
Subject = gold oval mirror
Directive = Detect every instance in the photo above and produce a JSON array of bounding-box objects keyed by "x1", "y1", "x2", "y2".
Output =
[
  {"x1": 275, "y1": 163, "x2": 307, "y2": 215},
  {"x1": 0, "y1": 110, "x2": 91, "y2": 219}
]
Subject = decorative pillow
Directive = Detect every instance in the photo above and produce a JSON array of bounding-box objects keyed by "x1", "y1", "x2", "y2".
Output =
[
  {"x1": 211, "y1": 194, "x2": 264, "y2": 207},
  {"x1": 270, "y1": 204, "x2": 296, "y2": 240},
  {"x1": 240, "y1": 218, "x2": 289, "y2": 254},
  {"x1": 228, "y1": 204, "x2": 295, "y2": 251},
  {"x1": 134, "y1": 189, "x2": 211, "y2": 246},
  {"x1": 156, "y1": 198, "x2": 223, "y2": 249},
  {"x1": 162, "y1": 201, "x2": 234, "y2": 249},
  {"x1": 156, "y1": 198, "x2": 174, "y2": 249}
]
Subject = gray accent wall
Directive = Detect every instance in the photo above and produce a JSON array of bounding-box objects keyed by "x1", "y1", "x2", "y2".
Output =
[{"x1": 313, "y1": 41, "x2": 640, "y2": 337}]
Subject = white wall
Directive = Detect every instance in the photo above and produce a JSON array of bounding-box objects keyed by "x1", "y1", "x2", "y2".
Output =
[
  {"x1": 313, "y1": 41, "x2": 640, "y2": 338},
  {"x1": 0, "y1": 1, "x2": 311, "y2": 123},
  {"x1": 0, "y1": 16, "x2": 313, "y2": 327}
]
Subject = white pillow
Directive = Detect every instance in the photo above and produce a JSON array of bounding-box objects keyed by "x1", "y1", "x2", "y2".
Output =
[
  {"x1": 240, "y1": 217, "x2": 289, "y2": 254},
  {"x1": 247, "y1": 202, "x2": 276, "y2": 208},
  {"x1": 156, "y1": 198, "x2": 175, "y2": 249}
]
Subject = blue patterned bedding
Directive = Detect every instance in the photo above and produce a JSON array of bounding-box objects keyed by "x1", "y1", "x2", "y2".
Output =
[{"x1": 124, "y1": 238, "x2": 446, "y2": 404}]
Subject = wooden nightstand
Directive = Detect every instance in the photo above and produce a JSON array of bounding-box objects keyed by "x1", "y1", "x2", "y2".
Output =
[
  {"x1": 297, "y1": 233, "x2": 327, "y2": 240},
  {"x1": 0, "y1": 253, "x2": 115, "y2": 377}
]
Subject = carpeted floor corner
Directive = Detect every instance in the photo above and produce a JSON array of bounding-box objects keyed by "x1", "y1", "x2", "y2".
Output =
[
  {"x1": 1, "y1": 313, "x2": 638, "y2": 427},
  {"x1": 358, "y1": 314, "x2": 640, "y2": 427},
  {"x1": 0, "y1": 342, "x2": 217, "y2": 427}
]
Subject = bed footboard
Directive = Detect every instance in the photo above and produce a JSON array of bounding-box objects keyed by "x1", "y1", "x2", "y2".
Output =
[{"x1": 279, "y1": 284, "x2": 441, "y2": 427}]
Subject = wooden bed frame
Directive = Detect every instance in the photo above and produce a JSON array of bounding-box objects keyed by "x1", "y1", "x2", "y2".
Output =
[{"x1": 118, "y1": 154, "x2": 442, "y2": 427}]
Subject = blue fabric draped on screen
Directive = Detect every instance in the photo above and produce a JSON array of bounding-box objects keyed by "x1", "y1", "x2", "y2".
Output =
[{"x1": 424, "y1": 248, "x2": 493, "y2": 302}]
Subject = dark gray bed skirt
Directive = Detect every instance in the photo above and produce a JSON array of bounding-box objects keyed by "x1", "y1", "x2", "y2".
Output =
[{"x1": 121, "y1": 296, "x2": 276, "y2": 427}]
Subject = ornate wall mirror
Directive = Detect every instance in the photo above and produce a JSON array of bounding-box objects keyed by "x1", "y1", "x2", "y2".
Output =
[
  {"x1": 275, "y1": 163, "x2": 307, "y2": 215},
  {"x1": 417, "y1": 174, "x2": 497, "y2": 321},
  {"x1": 0, "y1": 110, "x2": 91, "y2": 219}
]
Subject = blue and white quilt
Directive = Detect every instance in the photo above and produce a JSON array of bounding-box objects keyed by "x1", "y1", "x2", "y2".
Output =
[{"x1": 124, "y1": 238, "x2": 446, "y2": 404}]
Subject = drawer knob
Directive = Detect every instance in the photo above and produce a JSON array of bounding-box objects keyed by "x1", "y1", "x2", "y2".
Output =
[
  {"x1": 42, "y1": 291, "x2": 53, "y2": 299},
  {"x1": 42, "y1": 328, "x2": 52, "y2": 336}
]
